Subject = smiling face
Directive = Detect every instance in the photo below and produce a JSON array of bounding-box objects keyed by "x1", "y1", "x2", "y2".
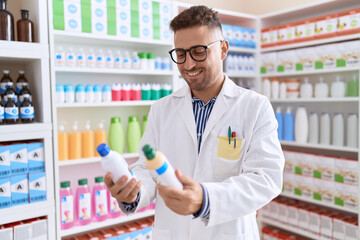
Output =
[{"x1": 174, "y1": 25, "x2": 228, "y2": 97}]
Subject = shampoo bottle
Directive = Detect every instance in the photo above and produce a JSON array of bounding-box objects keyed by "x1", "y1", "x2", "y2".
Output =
[
  {"x1": 295, "y1": 106, "x2": 308, "y2": 143},
  {"x1": 315, "y1": 77, "x2": 328, "y2": 98},
  {"x1": 69, "y1": 121, "x2": 81, "y2": 159},
  {"x1": 95, "y1": 120, "x2": 107, "y2": 157},
  {"x1": 82, "y1": 121, "x2": 94, "y2": 158},
  {"x1": 320, "y1": 113, "x2": 331, "y2": 145},
  {"x1": 108, "y1": 117, "x2": 124, "y2": 154},
  {"x1": 275, "y1": 106, "x2": 283, "y2": 140},
  {"x1": 330, "y1": 75, "x2": 345, "y2": 98},
  {"x1": 308, "y1": 112, "x2": 319, "y2": 144},
  {"x1": 284, "y1": 107, "x2": 294, "y2": 141},
  {"x1": 300, "y1": 77, "x2": 313, "y2": 98},
  {"x1": 58, "y1": 122, "x2": 69, "y2": 161}
]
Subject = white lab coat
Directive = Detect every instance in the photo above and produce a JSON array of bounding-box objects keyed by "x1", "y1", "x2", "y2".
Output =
[{"x1": 123, "y1": 76, "x2": 284, "y2": 240}]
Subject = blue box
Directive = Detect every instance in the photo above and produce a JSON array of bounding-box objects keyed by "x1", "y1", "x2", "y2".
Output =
[
  {"x1": 222, "y1": 24, "x2": 234, "y2": 46},
  {"x1": 10, "y1": 144, "x2": 28, "y2": 175},
  {"x1": 248, "y1": 28, "x2": 257, "y2": 49},
  {"x1": 28, "y1": 142, "x2": 45, "y2": 173},
  {"x1": 29, "y1": 172, "x2": 47, "y2": 203},
  {"x1": 11, "y1": 174, "x2": 29, "y2": 206},
  {"x1": 0, "y1": 177, "x2": 11, "y2": 209},
  {"x1": 0, "y1": 145, "x2": 10, "y2": 177}
]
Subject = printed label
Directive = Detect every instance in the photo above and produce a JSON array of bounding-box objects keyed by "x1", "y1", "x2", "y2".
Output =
[
  {"x1": 0, "y1": 107, "x2": 4, "y2": 120},
  {"x1": 61, "y1": 196, "x2": 74, "y2": 224},
  {"x1": 16, "y1": 82, "x2": 29, "y2": 94},
  {"x1": 78, "y1": 193, "x2": 91, "y2": 220},
  {"x1": 5, "y1": 107, "x2": 19, "y2": 120},
  {"x1": 4, "y1": 94, "x2": 17, "y2": 104},
  {"x1": 110, "y1": 195, "x2": 121, "y2": 213},
  {"x1": 19, "y1": 94, "x2": 32, "y2": 105},
  {"x1": 95, "y1": 189, "x2": 108, "y2": 216},
  {"x1": 0, "y1": 83, "x2": 10, "y2": 94},
  {"x1": 20, "y1": 106, "x2": 34, "y2": 119}
]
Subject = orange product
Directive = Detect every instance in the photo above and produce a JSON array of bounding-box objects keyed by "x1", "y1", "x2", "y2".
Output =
[
  {"x1": 276, "y1": 23, "x2": 296, "y2": 45},
  {"x1": 58, "y1": 123, "x2": 68, "y2": 161},
  {"x1": 337, "y1": 8, "x2": 360, "y2": 36},
  {"x1": 69, "y1": 121, "x2": 81, "y2": 160},
  {"x1": 313, "y1": 13, "x2": 337, "y2": 39},
  {"x1": 293, "y1": 18, "x2": 315, "y2": 43},
  {"x1": 82, "y1": 121, "x2": 94, "y2": 158},
  {"x1": 95, "y1": 121, "x2": 107, "y2": 157},
  {"x1": 261, "y1": 27, "x2": 278, "y2": 48}
]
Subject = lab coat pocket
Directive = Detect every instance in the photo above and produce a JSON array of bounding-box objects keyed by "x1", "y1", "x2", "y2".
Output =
[{"x1": 152, "y1": 228, "x2": 171, "y2": 240}]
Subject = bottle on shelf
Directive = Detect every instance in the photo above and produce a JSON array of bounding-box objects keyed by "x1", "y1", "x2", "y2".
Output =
[
  {"x1": 76, "y1": 178, "x2": 92, "y2": 225},
  {"x1": 0, "y1": 0, "x2": 14, "y2": 41},
  {"x1": 85, "y1": 84, "x2": 94, "y2": 103},
  {"x1": 96, "y1": 49, "x2": 105, "y2": 68},
  {"x1": 151, "y1": 83, "x2": 161, "y2": 100},
  {"x1": 275, "y1": 106, "x2": 283, "y2": 140},
  {"x1": 141, "y1": 83, "x2": 151, "y2": 101},
  {"x1": 106, "y1": 49, "x2": 114, "y2": 68},
  {"x1": 82, "y1": 121, "x2": 94, "y2": 158},
  {"x1": 0, "y1": 96, "x2": 4, "y2": 124},
  {"x1": 108, "y1": 117, "x2": 124, "y2": 154},
  {"x1": 347, "y1": 114, "x2": 358, "y2": 148},
  {"x1": 58, "y1": 122, "x2": 69, "y2": 161},
  {"x1": 75, "y1": 84, "x2": 85, "y2": 103},
  {"x1": 20, "y1": 95, "x2": 34, "y2": 123},
  {"x1": 66, "y1": 47, "x2": 76, "y2": 67},
  {"x1": 279, "y1": 79, "x2": 287, "y2": 99},
  {"x1": 346, "y1": 74, "x2": 359, "y2": 97},
  {"x1": 114, "y1": 50, "x2": 123, "y2": 69},
  {"x1": 142, "y1": 144, "x2": 183, "y2": 189},
  {"x1": 56, "y1": 84, "x2": 65, "y2": 104},
  {"x1": 95, "y1": 120, "x2": 106, "y2": 157},
  {"x1": 60, "y1": 181, "x2": 74, "y2": 230},
  {"x1": 93, "y1": 84, "x2": 102, "y2": 103},
  {"x1": 0, "y1": 70, "x2": 13, "y2": 95},
  {"x1": 97, "y1": 143, "x2": 134, "y2": 185},
  {"x1": 314, "y1": 77, "x2": 328, "y2": 98},
  {"x1": 300, "y1": 77, "x2": 313, "y2": 98},
  {"x1": 92, "y1": 176, "x2": 108, "y2": 222},
  {"x1": 55, "y1": 45, "x2": 66, "y2": 67},
  {"x1": 295, "y1": 106, "x2": 308, "y2": 143},
  {"x1": 86, "y1": 48, "x2": 96, "y2": 68},
  {"x1": 15, "y1": 70, "x2": 29, "y2": 95},
  {"x1": 161, "y1": 83, "x2": 172, "y2": 98},
  {"x1": 332, "y1": 113, "x2": 344, "y2": 147},
  {"x1": 102, "y1": 84, "x2": 112, "y2": 102},
  {"x1": 141, "y1": 115, "x2": 148, "y2": 137},
  {"x1": 69, "y1": 121, "x2": 81, "y2": 159},
  {"x1": 283, "y1": 107, "x2": 294, "y2": 141},
  {"x1": 16, "y1": 9, "x2": 34, "y2": 42},
  {"x1": 3, "y1": 84, "x2": 17, "y2": 106},
  {"x1": 107, "y1": 190, "x2": 122, "y2": 218},
  {"x1": 308, "y1": 112, "x2": 319, "y2": 144},
  {"x1": 65, "y1": 84, "x2": 75, "y2": 103},
  {"x1": 262, "y1": 77, "x2": 271, "y2": 98},
  {"x1": 126, "y1": 116, "x2": 141, "y2": 153},
  {"x1": 320, "y1": 113, "x2": 331, "y2": 145},
  {"x1": 123, "y1": 51, "x2": 131, "y2": 69},
  {"x1": 4, "y1": 95, "x2": 18, "y2": 124},
  {"x1": 111, "y1": 83, "x2": 121, "y2": 102},
  {"x1": 147, "y1": 52, "x2": 155, "y2": 71},
  {"x1": 139, "y1": 52, "x2": 147, "y2": 71},
  {"x1": 132, "y1": 52, "x2": 140, "y2": 69},
  {"x1": 271, "y1": 78, "x2": 279, "y2": 99},
  {"x1": 121, "y1": 83, "x2": 131, "y2": 101},
  {"x1": 130, "y1": 83, "x2": 141, "y2": 101},
  {"x1": 330, "y1": 76, "x2": 345, "y2": 98},
  {"x1": 76, "y1": 48, "x2": 86, "y2": 68},
  {"x1": 19, "y1": 85, "x2": 32, "y2": 106}
]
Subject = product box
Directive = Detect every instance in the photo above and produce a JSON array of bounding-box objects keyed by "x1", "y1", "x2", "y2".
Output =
[
  {"x1": 316, "y1": 44, "x2": 337, "y2": 69},
  {"x1": 13, "y1": 223, "x2": 32, "y2": 240},
  {"x1": 294, "y1": 175, "x2": 313, "y2": 198},
  {"x1": 334, "y1": 157, "x2": 358, "y2": 186},
  {"x1": 0, "y1": 225, "x2": 12, "y2": 240},
  {"x1": 287, "y1": 203, "x2": 299, "y2": 227},
  {"x1": 338, "y1": 40, "x2": 360, "y2": 68},
  {"x1": 268, "y1": 199, "x2": 280, "y2": 220},
  {"x1": 116, "y1": 0, "x2": 130, "y2": 10},
  {"x1": 29, "y1": 172, "x2": 47, "y2": 203},
  {"x1": 277, "y1": 199, "x2": 289, "y2": 224},
  {"x1": 309, "y1": 208, "x2": 330, "y2": 236},
  {"x1": 345, "y1": 216, "x2": 358, "y2": 240},
  {"x1": 293, "y1": 19, "x2": 315, "y2": 42},
  {"x1": 335, "y1": 182, "x2": 358, "y2": 210},
  {"x1": 0, "y1": 145, "x2": 10, "y2": 178},
  {"x1": 0, "y1": 177, "x2": 11, "y2": 209},
  {"x1": 63, "y1": 0, "x2": 81, "y2": 32},
  {"x1": 139, "y1": 11, "x2": 153, "y2": 40},
  {"x1": 295, "y1": 152, "x2": 313, "y2": 177},
  {"x1": 92, "y1": 6, "x2": 108, "y2": 35},
  {"x1": 276, "y1": 23, "x2": 295, "y2": 45},
  {"x1": 139, "y1": 0, "x2": 151, "y2": 13},
  {"x1": 27, "y1": 142, "x2": 45, "y2": 173},
  {"x1": 233, "y1": 26, "x2": 243, "y2": 48},
  {"x1": 10, "y1": 143, "x2": 28, "y2": 175},
  {"x1": 241, "y1": 27, "x2": 251, "y2": 48},
  {"x1": 296, "y1": 47, "x2": 316, "y2": 71},
  {"x1": 283, "y1": 172, "x2": 295, "y2": 194},
  {"x1": 313, "y1": 13, "x2": 337, "y2": 39},
  {"x1": 117, "y1": 10, "x2": 131, "y2": 38},
  {"x1": 313, "y1": 154, "x2": 335, "y2": 181},
  {"x1": 31, "y1": 218, "x2": 48, "y2": 240},
  {"x1": 248, "y1": 29, "x2": 256, "y2": 49},
  {"x1": 320, "y1": 211, "x2": 340, "y2": 240},
  {"x1": 260, "y1": 52, "x2": 277, "y2": 74},
  {"x1": 222, "y1": 24, "x2": 234, "y2": 46},
  {"x1": 298, "y1": 204, "x2": 315, "y2": 231},
  {"x1": 333, "y1": 215, "x2": 350, "y2": 240},
  {"x1": 10, "y1": 174, "x2": 29, "y2": 206},
  {"x1": 337, "y1": 8, "x2": 360, "y2": 36},
  {"x1": 261, "y1": 27, "x2": 277, "y2": 48},
  {"x1": 64, "y1": 0, "x2": 81, "y2": 18},
  {"x1": 283, "y1": 150, "x2": 296, "y2": 173}
]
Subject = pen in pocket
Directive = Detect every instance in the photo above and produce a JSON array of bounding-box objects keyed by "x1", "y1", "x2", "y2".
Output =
[{"x1": 232, "y1": 132, "x2": 236, "y2": 149}]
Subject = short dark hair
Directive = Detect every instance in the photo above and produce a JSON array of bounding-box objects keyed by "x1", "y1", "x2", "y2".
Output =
[{"x1": 170, "y1": 5, "x2": 223, "y2": 33}]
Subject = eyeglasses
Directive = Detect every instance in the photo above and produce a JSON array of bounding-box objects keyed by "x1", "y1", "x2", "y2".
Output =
[{"x1": 168, "y1": 40, "x2": 223, "y2": 64}]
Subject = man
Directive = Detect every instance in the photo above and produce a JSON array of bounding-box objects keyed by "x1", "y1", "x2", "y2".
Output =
[{"x1": 105, "y1": 5, "x2": 284, "y2": 240}]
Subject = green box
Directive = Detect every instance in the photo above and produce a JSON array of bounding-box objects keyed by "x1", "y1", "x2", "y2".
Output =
[
  {"x1": 296, "y1": 63, "x2": 303, "y2": 71},
  {"x1": 131, "y1": 0, "x2": 139, "y2": 11},
  {"x1": 277, "y1": 65, "x2": 284, "y2": 72},
  {"x1": 315, "y1": 61, "x2": 323, "y2": 69},
  {"x1": 53, "y1": 14, "x2": 65, "y2": 30},
  {"x1": 260, "y1": 67, "x2": 266, "y2": 74},
  {"x1": 335, "y1": 197, "x2": 344, "y2": 206},
  {"x1": 313, "y1": 192, "x2": 322, "y2": 201}
]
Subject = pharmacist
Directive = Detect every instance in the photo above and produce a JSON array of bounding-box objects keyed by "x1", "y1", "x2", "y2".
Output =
[{"x1": 105, "y1": 5, "x2": 284, "y2": 240}]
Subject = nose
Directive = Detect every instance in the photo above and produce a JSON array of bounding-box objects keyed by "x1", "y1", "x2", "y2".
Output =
[{"x1": 183, "y1": 51, "x2": 196, "y2": 70}]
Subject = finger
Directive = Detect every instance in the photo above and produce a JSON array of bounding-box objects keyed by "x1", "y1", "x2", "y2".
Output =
[
  {"x1": 118, "y1": 178, "x2": 139, "y2": 200},
  {"x1": 157, "y1": 184, "x2": 182, "y2": 200},
  {"x1": 109, "y1": 176, "x2": 128, "y2": 197},
  {"x1": 126, "y1": 180, "x2": 142, "y2": 202},
  {"x1": 175, "y1": 169, "x2": 193, "y2": 185}
]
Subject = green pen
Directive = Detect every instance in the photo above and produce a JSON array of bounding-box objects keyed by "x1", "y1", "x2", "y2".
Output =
[{"x1": 228, "y1": 126, "x2": 231, "y2": 144}]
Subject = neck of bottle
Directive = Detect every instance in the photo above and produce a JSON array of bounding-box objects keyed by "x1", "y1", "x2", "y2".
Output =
[
  {"x1": 21, "y1": 11, "x2": 29, "y2": 20},
  {"x1": 0, "y1": 2, "x2": 6, "y2": 10}
]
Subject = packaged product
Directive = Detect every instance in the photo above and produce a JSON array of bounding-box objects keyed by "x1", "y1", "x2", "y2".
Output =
[
  {"x1": 296, "y1": 47, "x2": 316, "y2": 71},
  {"x1": 320, "y1": 211, "x2": 342, "y2": 239},
  {"x1": 335, "y1": 183, "x2": 358, "y2": 210},
  {"x1": 337, "y1": 8, "x2": 360, "y2": 36},
  {"x1": 277, "y1": 50, "x2": 296, "y2": 72},
  {"x1": 222, "y1": 24, "x2": 234, "y2": 46},
  {"x1": 313, "y1": 178, "x2": 335, "y2": 204},
  {"x1": 316, "y1": 44, "x2": 338, "y2": 69},
  {"x1": 283, "y1": 150, "x2": 297, "y2": 173},
  {"x1": 283, "y1": 172, "x2": 295, "y2": 194},
  {"x1": 334, "y1": 157, "x2": 358, "y2": 186},
  {"x1": 345, "y1": 215, "x2": 359, "y2": 240},
  {"x1": 295, "y1": 175, "x2": 313, "y2": 198},
  {"x1": 313, "y1": 13, "x2": 337, "y2": 39},
  {"x1": 260, "y1": 52, "x2": 277, "y2": 74},
  {"x1": 313, "y1": 154, "x2": 335, "y2": 181},
  {"x1": 293, "y1": 19, "x2": 315, "y2": 42},
  {"x1": 294, "y1": 152, "x2": 313, "y2": 177},
  {"x1": 261, "y1": 27, "x2": 277, "y2": 48},
  {"x1": 337, "y1": 40, "x2": 360, "y2": 68},
  {"x1": 276, "y1": 23, "x2": 295, "y2": 45}
]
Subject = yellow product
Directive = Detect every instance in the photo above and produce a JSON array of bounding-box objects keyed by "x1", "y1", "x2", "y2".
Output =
[
  {"x1": 82, "y1": 121, "x2": 94, "y2": 158},
  {"x1": 58, "y1": 123, "x2": 68, "y2": 161},
  {"x1": 69, "y1": 121, "x2": 81, "y2": 159},
  {"x1": 94, "y1": 121, "x2": 106, "y2": 157}
]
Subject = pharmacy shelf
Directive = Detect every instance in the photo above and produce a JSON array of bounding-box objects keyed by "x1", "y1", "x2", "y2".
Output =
[
  {"x1": 0, "y1": 201, "x2": 55, "y2": 225},
  {"x1": 0, "y1": 41, "x2": 48, "y2": 60},
  {"x1": 227, "y1": 73, "x2": 256, "y2": 78},
  {"x1": 259, "y1": 216, "x2": 318, "y2": 240},
  {"x1": 59, "y1": 154, "x2": 140, "y2": 166},
  {"x1": 55, "y1": 67, "x2": 173, "y2": 76},
  {"x1": 280, "y1": 192, "x2": 358, "y2": 214},
  {"x1": 61, "y1": 210, "x2": 155, "y2": 237},
  {"x1": 0, "y1": 123, "x2": 53, "y2": 141},
  {"x1": 271, "y1": 97, "x2": 359, "y2": 103},
  {"x1": 280, "y1": 141, "x2": 358, "y2": 153},
  {"x1": 261, "y1": 34, "x2": 360, "y2": 53},
  {"x1": 229, "y1": 46, "x2": 256, "y2": 54},
  {"x1": 53, "y1": 30, "x2": 172, "y2": 48},
  {"x1": 262, "y1": 66, "x2": 360, "y2": 78},
  {"x1": 57, "y1": 101, "x2": 156, "y2": 108}
]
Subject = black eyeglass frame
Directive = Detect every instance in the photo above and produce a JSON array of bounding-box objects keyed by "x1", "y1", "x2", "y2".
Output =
[{"x1": 168, "y1": 39, "x2": 223, "y2": 64}]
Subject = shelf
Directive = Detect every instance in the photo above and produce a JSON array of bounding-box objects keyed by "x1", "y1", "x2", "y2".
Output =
[
  {"x1": 57, "y1": 101, "x2": 156, "y2": 108},
  {"x1": 0, "y1": 123, "x2": 53, "y2": 141},
  {"x1": 0, "y1": 41, "x2": 49, "y2": 61},
  {"x1": 61, "y1": 210, "x2": 155, "y2": 237},
  {"x1": 280, "y1": 192, "x2": 358, "y2": 214},
  {"x1": 262, "y1": 66, "x2": 360, "y2": 77},
  {"x1": 261, "y1": 34, "x2": 360, "y2": 53},
  {"x1": 259, "y1": 216, "x2": 319, "y2": 240},
  {"x1": 280, "y1": 140, "x2": 358, "y2": 153},
  {"x1": 227, "y1": 73, "x2": 256, "y2": 78},
  {"x1": 271, "y1": 97, "x2": 358, "y2": 103},
  {"x1": 229, "y1": 46, "x2": 256, "y2": 54},
  {"x1": 59, "y1": 154, "x2": 140, "y2": 166},
  {"x1": 53, "y1": 30, "x2": 172, "y2": 49},
  {"x1": 55, "y1": 67, "x2": 174, "y2": 76},
  {"x1": 0, "y1": 201, "x2": 54, "y2": 225}
]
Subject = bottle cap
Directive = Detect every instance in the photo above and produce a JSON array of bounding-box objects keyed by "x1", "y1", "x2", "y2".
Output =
[
  {"x1": 60, "y1": 181, "x2": 70, "y2": 188},
  {"x1": 98, "y1": 120, "x2": 105, "y2": 129},
  {"x1": 3, "y1": 70, "x2": 9, "y2": 74},
  {"x1": 18, "y1": 70, "x2": 24, "y2": 74},
  {"x1": 64, "y1": 84, "x2": 74, "y2": 92},
  {"x1": 111, "y1": 117, "x2": 121, "y2": 124},
  {"x1": 142, "y1": 144, "x2": 156, "y2": 160},
  {"x1": 93, "y1": 84, "x2": 102, "y2": 92},
  {"x1": 85, "y1": 84, "x2": 93, "y2": 92},
  {"x1": 122, "y1": 83, "x2": 131, "y2": 90},
  {"x1": 147, "y1": 52, "x2": 155, "y2": 59},
  {"x1": 138, "y1": 52, "x2": 147, "y2": 59},
  {"x1": 141, "y1": 83, "x2": 151, "y2": 90},
  {"x1": 97, "y1": 143, "x2": 110, "y2": 157},
  {"x1": 303, "y1": 77, "x2": 309, "y2": 83},
  {"x1": 128, "y1": 116, "x2": 138, "y2": 122},
  {"x1": 103, "y1": 84, "x2": 111, "y2": 92},
  {"x1": 85, "y1": 121, "x2": 91, "y2": 131},
  {"x1": 143, "y1": 115, "x2": 148, "y2": 121},
  {"x1": 112, "y1": 83, "x2": 121, "y2": 91},
  {"x1": 95, "y1": 176, "x2": 104, "y2": 183},
  {"x1": 78, "y1": 178, "x2": 88, "y2": 185},
  {"x1": 75, "y1": 84, "x2": 85, "y2": 92},
  {"x1": 56, "y1": 84, "x2": 64, "y2": 92},
  {"x1": 72, "y1": 121, "x2": 78, "y2": 131},
  {"x1": 58, "y1": 122, "x2": 65, "y2": 132}
]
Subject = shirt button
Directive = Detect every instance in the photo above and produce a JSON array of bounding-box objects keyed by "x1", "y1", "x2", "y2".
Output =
[{"x1": 198, "y1": 133, "x2": 201, "y2": 137}]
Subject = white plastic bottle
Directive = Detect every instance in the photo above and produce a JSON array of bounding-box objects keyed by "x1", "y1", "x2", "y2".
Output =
[
  {"x1": 66, "y1": 47, "x2": 77, "y2": 67},
  {"x1": 97, "y1": 143, "x2": 134, "y2": 186},
  {"x1": 106, "y1": 49, "x2": 114, "y2": 68},
  {"x1": 347, "y1": 114, "x2": 358, "y2": 148},
  {"x1": 132, "y1": 52, "x2": 140, "y2": 69},
  {"x1": 271, "y1": 78, "x2": 279, "y2": 99},
  {"x1": 123, "y1": 51, "x2": 131, "y2": 69},
  {"x1": 77, "y1": 48, "x2": 86, "y2": 68},
  {"x1": 279, "y1": 80, "x2": 287, "y2": 99},
  {"x1": 85, "y1": 84, "x2": 94, "y2": 103},
  {"x1": 86, "y1": 48, "x2": 96, "y2": 68},
  {"x1": 315, "y1": 77, "x2": 328, "y2": 98},
  {"x1": 308, "y1": 112, "x2": 319, "y2": 144},
  {"x1": 55, "y1": 45, "x2": 66, "y2": 67},
  {"x1": 295, "y1": 106, "x2": 308, "y2": 143},
  {"x1": 320, "y1": 113, "x2": 331, "y2": 145},
  {"x1": 330, "y1": 75, "x2": 345, "y2": 98},
  {"x1": 142, "y1": 144, "x2": 183, "y2": 190},
  {"x1": 114, "y1": 50, "x2": 123, "y2": 69},
  {"x1": 300, "y1": 77, "x2": 313, "y2": 98},
  {"x1": 262, "y1": 78, "x2": 271, "y2": 98},
  {"x1": 226, "y1": 53, "x2": 234, "y2": 73},
  {"x1": 332, "y1": 113, "x2": 344, "y2": 146},
  {"x1": 96, "y1": 49, "x2": 106, "y2": 68}
]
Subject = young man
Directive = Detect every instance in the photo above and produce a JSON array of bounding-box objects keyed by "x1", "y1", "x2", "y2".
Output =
[{"x1": 105, "y1": 5, "x2": 284, "y2": 239}]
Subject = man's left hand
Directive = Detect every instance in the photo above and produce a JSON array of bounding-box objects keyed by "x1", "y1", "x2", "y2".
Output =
[{"x1": 157, "y1": 169, "x2": 203, "y2": 215}]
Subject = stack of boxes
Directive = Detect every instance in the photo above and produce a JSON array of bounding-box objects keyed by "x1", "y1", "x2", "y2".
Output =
[
  {"x1": 0, "y1": 142, "x2": 46, "y2": 210},
  {"x1": 0, "y1": 217, "x2": 48, "y2": 240}
]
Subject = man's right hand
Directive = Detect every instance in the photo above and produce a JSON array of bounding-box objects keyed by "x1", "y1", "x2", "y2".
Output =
[{"x1": 104, "y1": 172, "x2": 142, "y2": 204}]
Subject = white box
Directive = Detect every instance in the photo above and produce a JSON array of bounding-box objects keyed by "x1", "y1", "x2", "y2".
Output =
[
  {"x1": 340, "y1": 41, "x2": 360, "y2": 67},
  {"x1": 0, "y1": 226, "x2": 12, "y2": 240},
  {"x1": 29, "y1": 172, "x2": 47, "y2": 203},
  {"x1": 139, "y1": 0, "x2": 152, "y2": 13},
  {"x1": 261, "y1": 52, "x2": 277, "y2": 73},
  {"x1": 283, "y1": 172, "x2": 295, "y2": 194},
  {"x1": 335, "y1": 157, "x2": 358, "y2": 186},
  {"x1": 0, "y1": 177, "x2": 11, "y2": 209},
  {"x1": 320, "y1": 212, "x2": 338, "y2": 240},
  {"x1": 116, "y1": 0, "x2": 130, "y2": 10},
  {"x1": 314, "y1": 155, "x2": 335, "y2": 181},
  {"x1": 283, "y1": 150, "x2": 296, "y2": 173},
  {"x1": 0, "y1": 145, "x2": 10, "y2": 178},
  {"x1": 64, "y1": 16, "x2": 81, "y2": 32},
  {"x1": 140, "y1": 11, "x2": 153, "y2": 39},
  {"x1": 32, "y1": 219, "x2": 48, "y2": 240},
  {"x1": 91, "y1": 0, "x2": 106, "y2": 7},
  {"x1": 28, "y1": 142, "x2": 44, "y2": 173},
  {"x1": 309, "y1": 209, "x2": 322, "y2": 236},
  {"x1": 277, "y1": 50, "x2": 296, "y2": 73},
  {"x1": 160, "y1": 2, "x2": 171, "y2": 17},
  {"x1": 117, "y1": 10, "x2": 131, "y2": 38},
  {"x1": 277, "y1": 201, "x2": 288, "y2": 224},
  {"x1": 14, "y1": 223, "x2": 32, "y2": 240},
  {"x1": 296, "y1": 47, "x2": 316, "y2": 71},
  {"x1": 92, "y1": 5, "x2": 107, "y2": 21},
  {"x1": 268, "y1": 201, "x2": 279, "y2": 220},
  {"x1": 64, "y1": 0, "x2": 81, "y2": 18},
  {"x1": 298, "y1": 206, "x2": 311, "y2": 231},
  {"x1": 287, "y1": 204, "x2": 298, "y2": 227},
  {"x1": 295, "y1": 152, "x2": 313, "y2": 177},
  {"x1": 10, "y1": 143, "x2": 28, "y2": 175},
  {"x1": 317, "y1": 44, "x2": 337, "y2": 69},
  {"x1": 11, "y1": 174, "x2": 29, "y2": 206},
  {"x1": 345, "y1": 217, "x2": 358, "y2": 240},
  {"x1": 92, "y1": 18, "x2": 107, "y2": 35},
  {"x1": 295, "y1": 175, "x2": 313, "y2": 198}
]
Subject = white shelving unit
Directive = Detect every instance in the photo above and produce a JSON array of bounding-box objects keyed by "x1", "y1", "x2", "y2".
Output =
[
  {"x1": 0, "y1": 0, "x2": 55, "y2": 237},
  {"x1": 262, "y1": 66, "x2": 360, "y2": 78},
  {"x1": 279, "y1": 140, "x2": 358, "y2": 153},
  {"x1": 58, "y1": 153, "x2": 139, "y2": 167},
  {"x1": 270, "y1": 97, "x2": 358, "y2": 103},
  {"x1": 55, "y1": 67, "x2": 173, "y2": 76},
  {"x1": 57, "y1": 101, "x2": 156, "y2": 108}
]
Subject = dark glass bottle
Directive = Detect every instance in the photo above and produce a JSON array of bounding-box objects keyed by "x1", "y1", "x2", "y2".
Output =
[
  {"x1": 4, "y1": 97, "x2": 18, "y2": 124},
  {"x1": 17, "y1": 9, "x2": 34, "y2": 42},
  {"x1": 4, "y1": 85, "x2": 17, "y2": 106},
  {"x1": 20, "y1": 95, "x2": 34, "y2": 123},
  {"x1": 0, "y1": 96, "x2": 4, "y2": 124},
  {"x1": 0, "y1": 0, "x2": 14, "y2": 41},
  {"x1": 19, "y1": 85, "x2": 32, "y2": 106},
  {"x1": 16, "y1": 70, "x2": 29, "y2": 94},
  {"x1": 0, "y1": 70, "x2": 13, "y2": 95}
]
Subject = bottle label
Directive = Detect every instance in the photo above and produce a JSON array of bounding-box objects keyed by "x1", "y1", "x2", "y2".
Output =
[
  {"x1": 78, "y1": 192, "x2": 91, "y2": 221},
  {"x1": 0, "y1": 107, "x2": 4, "y2": 120},
  {"x1": 16, "y1": 83, "x2": 29, "y2": 94},
  {"x1": 67, "y1": 55, "x2": 76, "y2": 66},
  {"x1": 1, "y1": 83, "x2": 11, "y2": 94},
  {"x1": 20, "y1": 106, "x2": 34, "y2": 119},
  {"x1": 109, "y1": 195, "x2": 121, "y2": 213},
  {"x1": 95, "y1": 189, "x2": 108, "y2": 216},
  {"x1": 19, "y1": 94, "x2": 32, "y2": 105},
  {"x1": 115, "y1": 57, "x2": 123, "y2": 68},
  {"x1": 4, "y1": 94, "x2": 17, "y2": 105},
  {"x1": 78, "y1": 55, "x2": 86, "y2": 67},
  {"x1": 61, "y1": 195, "x2": 74, "y2": 224},
  {"x1": 106, "y1": 57, "x2": 114, "y2": 68},
  {"x1": 87, "y1": 56, "x2": 96, "y2": 67},
  {"x1": 5, "y1": 107, "x2": 19, "y2": 120}
]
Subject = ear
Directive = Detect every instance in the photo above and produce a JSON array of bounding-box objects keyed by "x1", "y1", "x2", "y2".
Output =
[{"x1": 221, "y1": 39, "x2": 229, "y2": 60}]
